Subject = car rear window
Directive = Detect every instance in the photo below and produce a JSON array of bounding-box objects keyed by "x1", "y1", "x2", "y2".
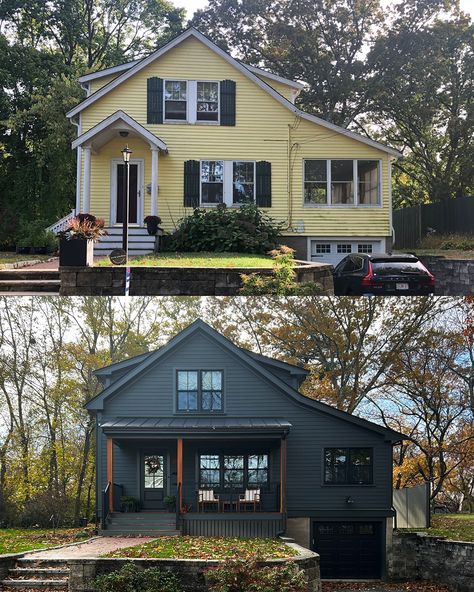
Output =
[{"x1": 371, "y1": 261, "x2": 428, "y2": 276}]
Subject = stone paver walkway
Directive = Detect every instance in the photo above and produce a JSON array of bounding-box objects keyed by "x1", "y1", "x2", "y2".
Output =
[{"x1": 26, "y1": 536, "x2": 153, "y2": 559}]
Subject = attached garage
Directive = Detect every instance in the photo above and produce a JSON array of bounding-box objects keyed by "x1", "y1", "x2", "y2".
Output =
[
  {"x1": 309, "y1": 238, "x2": 385, "y2": 267},
  {"x1": 313, "y1": 521, "x2": 383, "y2": 579}
]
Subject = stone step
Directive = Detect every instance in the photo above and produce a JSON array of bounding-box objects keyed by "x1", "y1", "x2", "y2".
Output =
[
  {"x1": 9, "y1": 568, "x2": 69, "y2": 579},
  {"x1": 100, "y1": 529, "x2": 180, "y2": 537},
  {"x1": 0, "y1": 270, "x2": 59, "y2": 281},
  {"x1": 105, "y1": 227, "x2": 153, "y2": 236},
  {"x1": 98, "y1": 235, "x2": 156, "y2": 244},
  {"x1": 0, "y1": 280, "x2": 60, "y2": 293},
  {"x1": 1, "y1": 580, "x2": 67, "y2": 588},
  {"x1": 16, "y1": 560, "x2": 68, "y2": 570}
]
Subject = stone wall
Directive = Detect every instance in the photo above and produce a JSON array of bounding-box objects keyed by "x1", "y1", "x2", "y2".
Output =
[
  {"x1": 59, "y1": 262, "x2": 334, "y2": 296},
  {"x1": 419, "y1": 256, "x2": 474, "y2": 295},
  {"x1": 389, "y1": 531, "x2": 474, "y2": 592},
  {"x1": 68, "y1": 543, "x2": 320, "y2": 592}
]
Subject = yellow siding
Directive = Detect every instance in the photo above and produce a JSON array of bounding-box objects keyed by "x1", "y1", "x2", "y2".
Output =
[
  {"x1": 254, "y1": 74, "x2": 295, "y2": 102},
  {"x1": 89, "y1": 74, "x2": 119, "y2": 94},
  {"x1": 78, "y1": 35, "x2": 391, "y2": 239}
]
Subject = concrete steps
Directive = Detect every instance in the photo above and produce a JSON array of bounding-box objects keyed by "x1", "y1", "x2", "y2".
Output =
[
  {"x1": 1, "y1": 559, "x2": 68, "y2": 591},
  {"x1": 0, "y1": 270, "x2": 60, "y2": 294},
  {"x1": 95, "y1": 227, "x2": 156, "y2": 257},
  {"x1": 103, "y1": 511, "x2": 180, "y2": 537}
]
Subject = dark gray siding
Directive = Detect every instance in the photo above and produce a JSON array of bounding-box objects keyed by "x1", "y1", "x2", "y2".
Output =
[{"x1": 97, "y1": 329, "x2": 393, "y2": 517}]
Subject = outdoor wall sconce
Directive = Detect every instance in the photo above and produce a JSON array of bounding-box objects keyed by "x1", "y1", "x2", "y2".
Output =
[{"x1": 345, "y1": 496, "x2": 354, "y2": 505}]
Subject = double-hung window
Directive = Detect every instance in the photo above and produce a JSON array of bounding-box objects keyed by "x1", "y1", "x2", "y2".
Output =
[
  {"x1": 304, "y1": 160, "x2": 380, "y2": 206},
  {"x1": 324, "y1": 448, "x2": 373, "y2": 485},
  {"x1": 197, "y1": 81, "x2": 219, "y2": 122},
  {"x1": 177, "y1": 370, "x2": 223, "y2": 412},
  {"x1": 201, "y1": 161, "x2": 255, "y2": 206},
  {"x1": 164, "y1": 80, "x2": 187, "y2": 121}
]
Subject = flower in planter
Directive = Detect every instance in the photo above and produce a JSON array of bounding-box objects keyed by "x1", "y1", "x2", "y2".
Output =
[
  {"x1": 144, "y1": 215, "x2": 162, "y2": 236},
  {"x1": 59, "y1": 214, "x2": 108, "y2": 242}
]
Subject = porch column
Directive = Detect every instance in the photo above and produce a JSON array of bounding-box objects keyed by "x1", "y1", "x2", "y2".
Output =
[
  {"x1": 151, "y1": 147, "x2": 159, "y2": 216},
  {"x1": 280, "y1": 435, "x2": 287, "y2": 514},
  {"x1": 177, "y1": 438, "x2": 183, "y2": 512},
  {"x1": 83, "y1": 145, "x2": 92, "y2": 213},
  {"x1": 107, "y1": 437, "x2": 114, "y2": 512}
]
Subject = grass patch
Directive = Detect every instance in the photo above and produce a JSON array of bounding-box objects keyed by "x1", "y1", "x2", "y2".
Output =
[
  {"x1": 96, "y1": 252, "x2": 275, "y2": 268},
  {"x1": 401, "y1": 514, "x2": 474, "y2": 542},
  {"x1": 0, "y1": 252, "x2": 53, "y2": 267},
  {"x1": 105, "y1": 536, "x2": 297, "y2": 560},
  {"x1": 0, "y1": 527, "x2": 93, "y2": 554}
]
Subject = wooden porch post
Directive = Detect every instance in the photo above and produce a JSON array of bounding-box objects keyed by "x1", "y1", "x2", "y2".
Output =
[
  {"x1": 177, "y1": 438, "x2": 183, "y2": 512},
  {"x1": 280, "y1": 435, "x2": 287, "y2": 514},
  {"x1": 107, "y1": 437, "x2": 113, "y2": 511}
]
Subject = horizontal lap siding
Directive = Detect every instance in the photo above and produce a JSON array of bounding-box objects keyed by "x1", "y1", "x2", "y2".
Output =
[
  {"x1": 100, "y1": 331, "x2": 394, "y2": 517},
  {"x1": 182, "y1": 517, "x2": 284, "y2": 537},
  {"x1": 79, "y1": 36, "x2": 391, "y2": 237}
]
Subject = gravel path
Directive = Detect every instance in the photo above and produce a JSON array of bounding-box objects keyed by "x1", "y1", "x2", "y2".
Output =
[{"x1": 26, "y1": 536, "x2": 154, "y2": 559}]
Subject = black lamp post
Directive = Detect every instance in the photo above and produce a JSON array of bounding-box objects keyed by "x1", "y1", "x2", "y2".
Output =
[{"x1": 121, "y1": 144, "x2": 133, "y2": 259}]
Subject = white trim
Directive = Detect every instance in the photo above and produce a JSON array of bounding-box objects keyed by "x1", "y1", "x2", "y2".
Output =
[
  {"x1": 67, "y1": 28, "x2": 401, "y2": 157},
  {"x1": 243, "y1": 64, "x2": 305, "y2": 90},
  {"x1": 151, "y1": 148, "x2": 159, "y2": 216},
  {"x1": 302, "y1": 158, "x2": 383, "y2": 208},
  {"x1": 306, "y1": 236, "x2": 387, "y2": 262},
  {"x1": 72, "y1": 110, "x2": 167, "y2": 151},
  {"x1": 78, "y1": 60, "x2": 141, "y2": 83},
  {"x1": 110, "y1": 158, "x2": 144, "y2": 225},
  {"x1": 83, "y1": 146, "x2": 92, "y2": 213},
  {"x1": 163, "y1": 79, "x2": 221, "y2": 125},
  {"x1": 199, "y1": 159, "x2": 256, "y2": 207},
  {"x1": 163, "y1": 79, "x2": 188, "y2": 123}
]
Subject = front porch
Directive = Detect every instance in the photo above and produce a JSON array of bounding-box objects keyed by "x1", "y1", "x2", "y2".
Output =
[{"x1": 101, "y1": 418, "x2": 289, "y2": 537}]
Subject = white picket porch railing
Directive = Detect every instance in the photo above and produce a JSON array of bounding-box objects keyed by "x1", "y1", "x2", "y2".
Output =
[{"x1": 47, "y1": 209, "x2": 76, "y2": 235}]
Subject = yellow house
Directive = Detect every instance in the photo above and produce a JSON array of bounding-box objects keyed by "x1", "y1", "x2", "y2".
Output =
[{"x1": 65, "y1": 27, "x2": 401, "y2": 264}]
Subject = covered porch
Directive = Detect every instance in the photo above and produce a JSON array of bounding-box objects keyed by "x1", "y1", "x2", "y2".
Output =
[{"x1": 101, "y1": 417, "x2": 289, "y2": 536}]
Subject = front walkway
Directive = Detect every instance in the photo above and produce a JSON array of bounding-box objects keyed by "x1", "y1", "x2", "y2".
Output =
[{"x1": 26, "y1": 536, "x2": 154, "y2": 559}]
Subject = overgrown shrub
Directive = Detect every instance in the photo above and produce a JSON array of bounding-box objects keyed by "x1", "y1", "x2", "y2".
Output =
[
  {"x1": 18, "y1": 491, "x2": 73, "y2": 527},
  {"x1": 165, "y1": 204, "x2": 284, "y2": 253},
  {"x1": 95, "y1": 563, "x2": 182, "y2": 592},
  {"x1": 205, "y1": 558, "x2": 307, "y2": 592},
  {"x1": 240, "y1": 246, "x2": 322, "y2": 295},
  {"x1": 418, "y1": 233, "x2": 474, "y2": 251},
  {"x1": 16, "y1": 220, "x2": 58, "y2": 250}
]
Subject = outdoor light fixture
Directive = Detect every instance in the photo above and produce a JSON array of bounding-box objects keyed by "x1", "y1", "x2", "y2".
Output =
[
  {"x1": 345, "y1": 496, "x2": 355, "y2": 505},
  {"x1": 121, "y1": 144, "x2": 132, "y2": 163},
  {"x1": 121, "y1": 145, "x2": 133, "y2": 261},
  {"x1": 119, "y1": 130, "x2": 129, "y2": 137}
]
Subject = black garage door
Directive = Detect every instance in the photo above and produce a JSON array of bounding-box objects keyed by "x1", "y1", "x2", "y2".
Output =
[{"x1": 313, "y1": 521, "x2": 382, "y2": 579}]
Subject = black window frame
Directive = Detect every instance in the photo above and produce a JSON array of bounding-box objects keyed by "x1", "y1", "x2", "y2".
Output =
[
  {"x1": 176, "y1": 369, "x2": 224, "y2": 413},
  {"x1": 198, "y1": 452, "x2": 270, "y2": 491},
  {"x1": 324, "y1": 447, "x2": 373, "y2": 485}
]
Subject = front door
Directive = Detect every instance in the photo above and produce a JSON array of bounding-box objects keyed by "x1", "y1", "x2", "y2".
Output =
[
  {"x1": 113, "y1": 160, "x2": 142, "y2": 224},
  {"x1": 142, "y1": 453, "x2": 166, "y2": 510}
]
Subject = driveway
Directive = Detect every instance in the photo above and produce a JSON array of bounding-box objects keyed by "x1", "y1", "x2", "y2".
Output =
[{"x1": 26, "y1": 536, "x2": 153, "y2": 559}]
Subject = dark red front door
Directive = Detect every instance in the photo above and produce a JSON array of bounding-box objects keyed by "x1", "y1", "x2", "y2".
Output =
[{"x1": 116, "y1": 163, "x2": 138, "y2": 223}]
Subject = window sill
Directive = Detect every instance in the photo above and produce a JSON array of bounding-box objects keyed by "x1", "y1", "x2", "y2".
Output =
[
  {"x1": 322, "y1": 483, "x2": 376, "y2": 487},
  {"x1": 175, "y1": 411, "x2": 225, "y2": 415},
  {"x1": 303, "y1": 204, "x2": 382, "y2": 209},
  {"x1": 163, "y1": 120, "x2": 220, "y2": 126}
]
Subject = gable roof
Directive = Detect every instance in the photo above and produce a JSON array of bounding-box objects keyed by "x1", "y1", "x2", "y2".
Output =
[
  {"x1": 86, "y1": 319, "x2": 404, "y2": 442},
  {"x1": 67, "y1": 28, "x2": 401, "y2": 158},
  {"x1": 71, "y1": 110, "x2": 168, "y2": 151},
  {"x1": 78, "y1": 58, "x2": 305, "y2": 91}
]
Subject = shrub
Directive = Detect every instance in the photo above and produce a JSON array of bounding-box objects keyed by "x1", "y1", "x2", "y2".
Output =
[
  {"x1": 418, "y1": 233, "x2": 474, "y2": 251},
  {"x1": 165, "y1": 204, "x2": 284, "y2": 254},
  {"x1": 240, "y1": 246, "x2": 322, "y2": 295},
  {"x1": 95, "y1": 563, "x2": 182, "y2": 592},
  {"x1": 16, "y1": 220, "x2": 58, "y2": 250},
  {"x1": 205, "y1": 558, "x2": 307, "y2": 592}
]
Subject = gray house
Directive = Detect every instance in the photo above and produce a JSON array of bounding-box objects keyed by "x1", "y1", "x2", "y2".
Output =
[{"x1": 86, "y1": 319, "x2": 403, "y2": 580}]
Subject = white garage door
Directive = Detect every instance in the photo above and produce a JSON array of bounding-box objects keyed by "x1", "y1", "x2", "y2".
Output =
[{"x1": 310, "y1": 239, "x2": 383, "y2": 267}]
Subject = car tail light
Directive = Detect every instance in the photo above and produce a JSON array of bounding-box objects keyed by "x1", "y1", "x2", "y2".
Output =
[
  {"x1": 361, "y1": 262, "x2": 382, "y2": 288},
  {"x1": 420, "y1": 263, "x2": 435, "y2": 287}
]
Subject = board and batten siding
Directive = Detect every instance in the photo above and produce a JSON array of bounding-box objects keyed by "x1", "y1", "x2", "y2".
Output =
[
  {"x1": 77, "y1": 35, "x2": 392, "y2": 239},
  {"x1": 97, "y1": 330, "x2": 394, "y2": 517}
]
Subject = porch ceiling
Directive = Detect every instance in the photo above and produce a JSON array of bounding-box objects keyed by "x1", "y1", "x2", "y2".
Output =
[{"x1": 100, "y1": 416, "x2": 292, "y2": 436}]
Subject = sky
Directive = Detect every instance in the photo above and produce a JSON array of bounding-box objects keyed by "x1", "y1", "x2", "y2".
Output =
[{"x1": 175, "y1": 0, "x2": 474, "y2": 19}]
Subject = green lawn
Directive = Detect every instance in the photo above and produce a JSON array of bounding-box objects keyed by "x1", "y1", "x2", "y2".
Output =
[
  {"x1": 105, "y1": 536, "x2": 296, "y2": 560},
  {"x1": 402, "y1": 514, "x2": 474, "y2": 542},
  {"x1": 0, "y1": 252, "x2": 53, "y2": 267},
  {"x1": 96, "y1": 252, "x2": 274, "y2": 268},
  {"x1": 0, "y1": 527, "x2": 93, "y2": 555}
]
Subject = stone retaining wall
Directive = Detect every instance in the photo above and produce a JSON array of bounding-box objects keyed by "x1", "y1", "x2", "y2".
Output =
[
  {"x1": 59, "y1": 262, "x2": 334, "y2": 296},
  {"x1": 389, "y1": 531, "x2": 474, "y2": 592},
  {"x1": 419, "y1": 256, "x2": 474, "y2": 295},
  {"x1": 68, "y1": 543, "x2": 320, "y2": 592}
]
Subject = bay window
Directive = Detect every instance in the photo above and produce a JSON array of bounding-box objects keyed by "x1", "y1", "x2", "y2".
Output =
[{"x1": 304, "y1": 159, "x2": 380, "y2": 206}]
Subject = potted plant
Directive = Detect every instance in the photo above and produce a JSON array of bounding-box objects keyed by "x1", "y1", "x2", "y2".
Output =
[
  {"x1": 164, "y1": 495, "x2": 176, "y2": 511},
  {"x1": 120, "y1": 496, "x2": 140, "y2": 512},
  {"x1": 58, "y1": 214, "x2": 107, "y2": 267},
  {"x1": 144, "y1": 215, "x2": 162, "y2": 236}
]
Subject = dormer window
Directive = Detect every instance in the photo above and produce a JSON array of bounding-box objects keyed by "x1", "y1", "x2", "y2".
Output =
[{"x1": 177, "y1": 370, "x2": 223, "y2": 412}]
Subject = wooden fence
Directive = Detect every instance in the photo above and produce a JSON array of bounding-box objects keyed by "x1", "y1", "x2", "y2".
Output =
[{"x1": 393, "y1": 196, "x2": 474, "y2": 249}]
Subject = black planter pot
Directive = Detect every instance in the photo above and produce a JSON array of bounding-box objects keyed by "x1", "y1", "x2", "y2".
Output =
[
  {"x1": 59, "y1": 238, "x2": 94, "y2": 267},
  {"x1": 16, "y1": 246, "x2": 32, "y2": 255},
  {"x1": 146, "y1": 220, "x2": 159, "y2": 235}
]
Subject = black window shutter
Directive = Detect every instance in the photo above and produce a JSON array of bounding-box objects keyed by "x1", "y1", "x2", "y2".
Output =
[
  {"x1": 147, "y1": 77, "x2": 163, "y2": 124},
  {"x1": 220, "y1": 80, "x2": 236, "y2": 126},
  {"x1": 184, "y1": 160, "x2": 200, "y2": 207},
  {"x1": 256, "y1": 161, "x2": 272, "y2": 207}
]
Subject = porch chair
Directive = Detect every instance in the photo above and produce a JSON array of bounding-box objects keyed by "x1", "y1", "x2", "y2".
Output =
[
  {"x1": 239, "y1": 488, "x2": 260, "y2": 512},
  {"x1": 198, "y1": 489, "x2": 219, "y2": 512}
]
